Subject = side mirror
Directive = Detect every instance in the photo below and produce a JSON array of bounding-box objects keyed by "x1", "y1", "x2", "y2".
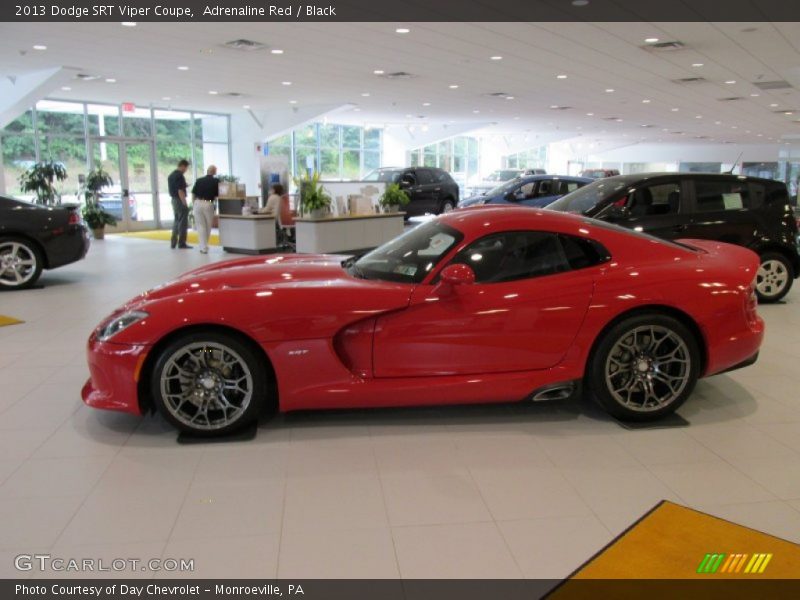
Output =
[
  {"x1": 438, "y1": 263, "x2": 476, "y2": 290},
  {"x1": 399, "y1": 179, "x2": 412, "y2": 189},
  {"x1": 504, "y1": 191, "x2": 518, "y2": 201}
]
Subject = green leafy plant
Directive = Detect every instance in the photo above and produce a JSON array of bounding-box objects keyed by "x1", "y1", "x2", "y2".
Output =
[
  {"x1": 18, "y1": 160, "x2": 68, "y2": 204},
  {"x1": 294, "y1": 171, "x2": 331, "y2": 214},
  {"x1": 80, "y1": 166, "x2": 117, "y2": 229},
  {"x1": 218, "y1": 174, "x2": 240, "y2": 183},
  {"x1": 379, "y1": 183, "x2": 411, "y2": 209}
]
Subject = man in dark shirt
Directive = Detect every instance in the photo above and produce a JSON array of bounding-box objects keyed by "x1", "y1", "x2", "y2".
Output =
[
  {"x1": 191, "y1": 165, "x2": 219, "y2": 254},
  {"x1": 168, "y1": 159, "x2": 191, "y2": 249}
]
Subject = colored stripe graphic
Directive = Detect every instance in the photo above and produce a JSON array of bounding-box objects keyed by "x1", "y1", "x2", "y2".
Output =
[
  {"x1": 697, "y1": 553, "x2": 727, "y2": 573},
  {"x1": 702, "y1": 552, "x2": 773, "y2": 575}
]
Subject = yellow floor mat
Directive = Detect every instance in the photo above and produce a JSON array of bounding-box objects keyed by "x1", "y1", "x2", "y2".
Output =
[
  {"x1": 0, "y1": 315, "x2": 23, "y2": 327},
  {"x1": 559, "y1": 500, "x2": 800, "y2": 584},
  {"x1": 114, "y1": 230, "x2": 220, "y2": 246}
]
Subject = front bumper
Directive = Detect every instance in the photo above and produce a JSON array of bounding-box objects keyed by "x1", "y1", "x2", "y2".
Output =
[{"x1": 82, "y1": 336, "x2": 149, "y2": 415}]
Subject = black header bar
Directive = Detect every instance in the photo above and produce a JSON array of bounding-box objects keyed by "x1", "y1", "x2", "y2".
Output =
[{"x1": 2, "y1": 0, "x2": 799, "y2": 22}]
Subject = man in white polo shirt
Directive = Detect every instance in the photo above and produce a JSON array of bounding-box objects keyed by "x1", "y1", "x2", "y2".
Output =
[{"x1": 191, "y1": 165, "x2": 219, "y2": 254}]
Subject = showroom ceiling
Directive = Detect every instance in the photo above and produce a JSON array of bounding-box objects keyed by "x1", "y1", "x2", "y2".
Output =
[{"x1": 1, "y1": 21, "x2": 799, "y2": 145}]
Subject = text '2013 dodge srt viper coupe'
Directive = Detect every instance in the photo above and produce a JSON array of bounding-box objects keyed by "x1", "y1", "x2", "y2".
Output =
[{"x1": 82, "y1": 207, "x2": 764, "y2": 436}]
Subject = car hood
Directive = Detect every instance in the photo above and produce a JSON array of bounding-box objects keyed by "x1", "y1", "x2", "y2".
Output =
[{"x1": 459, "y1": 194, "x2": 490, "y2": 207}]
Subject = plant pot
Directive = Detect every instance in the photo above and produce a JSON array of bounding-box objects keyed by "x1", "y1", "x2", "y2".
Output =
[
  {"x1": 386, "y1": 204, "x2": 400, "y2": 213},
  {"x1": 91, "y1": 227, "x2": 105, "y2": 240},
  {"x1": 309, "y1": 208, "x2": 328, "y2": 219}
]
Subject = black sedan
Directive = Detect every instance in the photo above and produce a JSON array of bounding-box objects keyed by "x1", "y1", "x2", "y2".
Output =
[{"x1": 0, "y1": 196, "x2": 90, "y2": 290}]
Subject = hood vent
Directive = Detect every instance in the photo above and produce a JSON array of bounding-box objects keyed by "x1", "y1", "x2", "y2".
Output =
[
  {"x1": 753, "y1": 80, "x2": 792, "y2": 90},
  {"x1": 673, "y1": 77, "x2": 708, "y2": 84},
  {"x1": 380, "y1": 71, "x2": 418, "y2": 80},
  {"x1": 222, "y1": 39, "x2": 267, "y2": 52},
  {"x1": 718, "y1": 96, "x2": 744, "y2": 102},
  {"x1": 75, "y1": 73, "x2": 101, "y2": 81},
  {"x1": 643, "y1": 40, "x2": 686, "y2": 51}
]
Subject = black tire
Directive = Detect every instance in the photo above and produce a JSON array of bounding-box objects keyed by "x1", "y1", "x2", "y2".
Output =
[
  {"x1": 151, "y1": 330, "x2": 269, "y2": 436},
  {"x1": 438, "y1": 199, "x2": 455, "y2": 215},
  {"x1": 755, "y1": 252, "x2": 793, "y2": 303},
  {"x1": 0, "y1": 236, "x2": 43, "y2": 290},
  {"x1": 586, "y1": 313, "x2": 700, "y2": 421}
]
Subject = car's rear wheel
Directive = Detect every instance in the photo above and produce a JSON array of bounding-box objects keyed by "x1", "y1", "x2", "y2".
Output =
[
  {"x1": 587, "y1": 314, "x2": 700, "y2": 421},
  {"x1": 756, "y1": 252, "x2": 793, "y2": 303},
  {"x1": 151, "y1": 331, "x2": 268, "y2": 436},
  {"x1": 0, "y1": 237, "x2": 43, "y2": 290}
]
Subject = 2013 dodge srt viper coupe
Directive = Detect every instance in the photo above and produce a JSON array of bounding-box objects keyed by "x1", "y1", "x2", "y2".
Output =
[{"x1": 82, "y1": 207, "x2": 764, "y2": 436}]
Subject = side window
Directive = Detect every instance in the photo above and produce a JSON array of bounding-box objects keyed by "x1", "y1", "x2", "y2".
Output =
[
  {"x1": 558, "y1": 181, "x2": 581, "y2": 195},
  {"x1": 519, "y1": 182, "x2": 536, "y2": 199},
  {"x1": 449, "y1": 231, "x2": 569, "y2": 283},
  {"x1": 536, "y1": 179, "x2": 555, "y2": 196},
  {"x1": 627, "y1": 182, "x2": 681, "y2": 217},
  {"x1": 558, "y1": 234, "x2": 611, "y2": 270},
  {"x1": 694, "y1": 180, "x2": 750, "y2": 212},
  {"x1": 417, "y1": 169, "x2": 435, "y2": 185}
]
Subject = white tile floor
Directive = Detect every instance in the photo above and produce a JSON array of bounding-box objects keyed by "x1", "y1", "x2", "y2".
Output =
[{"x1": 1, "y1": 235, "x2": 800, "y2": 579}]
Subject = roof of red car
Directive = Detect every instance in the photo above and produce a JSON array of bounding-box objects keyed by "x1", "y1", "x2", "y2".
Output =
[{"x1": 440, "y1": 206, "x2": 590, "y2": 236}]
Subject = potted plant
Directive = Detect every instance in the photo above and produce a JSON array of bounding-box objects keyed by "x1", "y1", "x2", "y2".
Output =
[
  {"x1": 80, "y1": 166, "x2": 117, "y2": 239},
  {"x1": 379, "y1": 183, "x2": 411, "y2": 213},
  {"x1": 18, "y1": 160, "x2": 68, "y2": 205},
  {"x1": 294, "y1": 171, "x2": 331, "y2": 219},
  {"x1": 219, "y1": 175, "x2": 245, "y2": 198}
]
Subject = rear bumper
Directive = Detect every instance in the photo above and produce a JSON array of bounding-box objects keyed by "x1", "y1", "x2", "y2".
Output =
[
  {"x1": 717, "y1": 351, "x2": 759, "y2": 375},
  {"x1": 47, "y1": 226, "x2": 90, "y2": 269},
  {"x1": 704, "y1": 315, "x2": 764, "y2": 377},
  {"x1": 81, "y1": 337, "x2": 148, "y2": 415}
]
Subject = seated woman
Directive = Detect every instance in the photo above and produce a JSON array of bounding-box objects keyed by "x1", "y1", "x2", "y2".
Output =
[{"x1": 258, "y1": 184, "x2": 284, "y2": 216}]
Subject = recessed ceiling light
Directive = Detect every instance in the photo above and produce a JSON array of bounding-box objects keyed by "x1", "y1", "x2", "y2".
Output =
[
  {"x1": 105, "y1": 78, "x2": 117, "y2": 83},
  {"x1": 605, "y1": 88, "x2": 615, "y2": 93},
  {"x1": 671, "y1": 107, "x2": 679, "y2": 111},
  {"x1": 725, "y1": 80, "x2": 736, "y2": 84},
  {"x1": 692, "y1": 63, "x2": 704, "y2": 67},
  {"x1": 422, "y1": 102, "x2": 431, "y2": 106},
  {"x1": 177, "y1": 66, "x2": 189, "y2": 71},
  {"x1": 557, "y1": 74, "x2": 568, "y2": 79},
  {"x1": 60, "y1": 86, "x2": 71, "y2": 91},
  {"x1": 695, "y1": 115, "x2": 702, "y2": 119},
  {"x1": 586, "y1": 112, "x2": 594, "y2": 116},
  {"x1": 549, "y1": 105, "x2": 559, "y2": 109},
  {"x1": 395, "y1": 28, "x2": 410, "y2": 34},
  {"x1": 373, "y1": 70, "x2": 384, "y2": 75},
  {"x1": 270, "y1": 49, "x2": 284, "y2": 54},
  {"x1": 32, "y1": 45, "x2": 47, "y2": 51},
  {"x1": 361, "y1": 92, "x2": 370, "y2": 97},
  {"x1": 757, "y1": 133, "x2": 763, "y2": 136},
  {"x1": 506, "y1": 96, "x2": 515, "y2": 100},
  {"x1": 162, "y1": 96, "x2": 171, "y2": 100},
  {"x1": 645, "y1": 37, "x2": 660, "y2": 43},
  {"x1": 572, "y1": 0, "x2": 589, "y2": 6},
  {"x1": 490, "y1": 56, "x2": 503, "y2": 61},
  {"x1": 208, "y1": 90, "x2": 218, "y2": 95},
  {"x1": 473, "y1": 109, "x2": 480, "y2": 113},
  {"x1": 770, "y1": 103, "x2": 779, "y2": 107},
  {"x1": 281, "y1": 81, "x2": 292, "y2": 86},
  {"x1": 243, "y1": 104, "x2": 250, "y2": 109},
  {"x1": 289, "y1": 100, "x2": 297, "y2": 104},
  {"x1": 121, "y1": 22, "x2": 137, "y2": 27},
  {"x1": 449, "y1": 84, "x2": 459, "y2": 89},
  {"x1": 642, "y1": 99, "x2": 651, "y2": 103},
  {"x1": 353, "y1": 108, "x2": 361, "y2": 112},
  {"x1": 715, "y1": 120, "x2": 722, "y2": 125},
  {"x1": 785, "y1": 111, "x2": 794, "y2": 115}
]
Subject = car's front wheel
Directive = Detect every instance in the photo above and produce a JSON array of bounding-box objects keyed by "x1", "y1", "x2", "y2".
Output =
[
  {"x1": 587, "y1": 314, "x2": 700, "y2": 421},
  {"x1": 438, "y1": 199, "x2": 455, "y2": 214},
  {"x1": 756, "y1": 252, "x2": 793, "y2": 303},
  {"x1": 151, "y1": 331, "x2": 269, "y2": 436},
  {"x1": 0, "y1": 237, "x2": 43, "y2": 290}
]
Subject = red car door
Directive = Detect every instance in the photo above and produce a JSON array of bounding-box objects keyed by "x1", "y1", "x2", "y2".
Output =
[{"x1": 372, "y1": 231, "x2": 595, "y2": 378}]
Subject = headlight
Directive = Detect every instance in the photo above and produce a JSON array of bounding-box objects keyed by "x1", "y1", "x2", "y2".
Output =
[{"x1": 96, "y1": 311, "x2": 149, "y2": 341}]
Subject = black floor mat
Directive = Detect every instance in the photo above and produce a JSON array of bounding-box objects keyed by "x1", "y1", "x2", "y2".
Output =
[{"x1": 613, "y1": 412, "x2": 690, "y2": 430}]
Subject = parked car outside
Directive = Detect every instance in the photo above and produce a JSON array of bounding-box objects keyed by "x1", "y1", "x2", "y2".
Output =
[
  {"x1": 580, "y1": 168, "x2": 621, "y2": 179},
  {"x1": 459, "y1": 175, "x2": 592, "y2": 208},
  {"x1": 548, "y1": 173, "x2": 800, "y2": 302},
  {"x1": 467, "y1": 168, "x2": 547, "y2": 196},
  {"x1": 98, "y1": 185, "x2": 137, "y2": 221},
  {"x1": 0, "y1": 196, "x2": 90, "y2": 289},
  {"x1": 363, "y1": 167, "x2": 460, "y2": 217}
]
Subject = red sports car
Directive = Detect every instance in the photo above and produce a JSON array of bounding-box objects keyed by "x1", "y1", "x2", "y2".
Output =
[{"x1": 82, "y1": 207, "x2": 764, "y2": 436}]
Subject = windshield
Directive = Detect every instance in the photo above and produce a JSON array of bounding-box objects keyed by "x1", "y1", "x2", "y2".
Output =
[
  {"x1": 363, "y1": 169, "x2": 403, "y2": 182},
  {"x1": 350, "y1": 221, "x2": 464, "y2": 283},
  {"x1": 486, "y1": 177, "x2": 525, "y2": 197},
  {"x1": 547, "y1": 178, "x2": 629, "y2": 214},
  {"x1": 485, "y1": 169, "x2": 520, "y2": 182}
]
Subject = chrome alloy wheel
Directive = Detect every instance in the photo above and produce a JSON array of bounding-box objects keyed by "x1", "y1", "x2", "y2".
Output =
[
  {"x1": 756, "y1": 259, "x2": 789, "y2": 299},
  {"x1": 159, "y1": 341, "x2": 254, "y2": 431},
  {"x1": 0, "y1": 241, "x2": 36, "y2": 288},
  {"x1": 604, "y1": 325, "x2": 691, "y2": 412}
]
